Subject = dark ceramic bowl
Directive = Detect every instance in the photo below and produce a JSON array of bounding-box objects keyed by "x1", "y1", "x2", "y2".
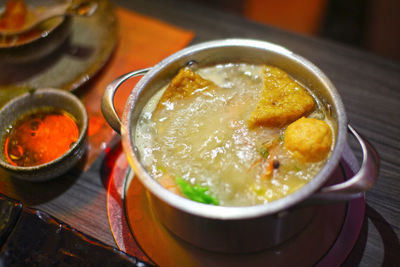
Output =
[
  {"x1": 0, "y1": 88, "x2": 88, "y2": 181},
  {"x1": 0, "y1": 0, "x2": 72, "y2": 63}
]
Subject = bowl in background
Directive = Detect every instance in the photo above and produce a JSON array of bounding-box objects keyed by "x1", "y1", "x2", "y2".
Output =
[
  {"x1": 0, "y1": 88, "x2": 88, "y2": 181},
  {"x1": 0, "y1": 0, "x2": 78, "y2": 63}
]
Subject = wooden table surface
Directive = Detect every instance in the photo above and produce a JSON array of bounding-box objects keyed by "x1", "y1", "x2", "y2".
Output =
[{"x1": 1, "y1": 0, "x2": 400, "y2": 266}]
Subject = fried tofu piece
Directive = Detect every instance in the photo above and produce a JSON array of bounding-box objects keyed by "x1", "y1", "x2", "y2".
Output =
[
  {"x1": 248, "y1": 66, "x2": 315, "y2": 128},
  {"x1": 284, "y1": 117, "x2": 332, "y2": 162},
  {"x1": 156, "y1": 67, "x2": 216, "y2": 111}
]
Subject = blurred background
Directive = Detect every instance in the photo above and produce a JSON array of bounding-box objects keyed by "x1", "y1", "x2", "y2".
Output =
[{"x1": 185, "y1": 0, "x2": 400, "y2": 62}]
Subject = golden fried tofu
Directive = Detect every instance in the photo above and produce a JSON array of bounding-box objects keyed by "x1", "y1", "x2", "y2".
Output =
[
  {"x1": 248, "y1": 66, "x2": 315, "y2": 128},
  {"x1": 156, "y1": 67, "x2": 216, "y2": 111},
  {"x1": 284, "y1": 117, "x2": 332, "y2": 162}
]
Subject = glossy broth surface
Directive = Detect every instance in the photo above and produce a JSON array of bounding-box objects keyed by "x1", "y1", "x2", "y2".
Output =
[{"x1": 136, "y1": 63, "x2": 333, "y2": 206}]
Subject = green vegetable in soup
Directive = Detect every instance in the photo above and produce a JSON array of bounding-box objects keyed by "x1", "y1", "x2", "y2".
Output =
[
  {"x1": 259, "y1": 147, "x2": 269, "y2": 159},
  {"x1": 293, "y1": 166, "x2": 302, "y2": 172},
  {"x1": 175, "y1": 177, "x2": 219, "y2": 205}
]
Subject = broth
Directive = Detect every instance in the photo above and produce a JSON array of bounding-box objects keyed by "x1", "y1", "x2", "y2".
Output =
[{"x1": 136, "y1": 63, "x2": 334, "y2": 206}]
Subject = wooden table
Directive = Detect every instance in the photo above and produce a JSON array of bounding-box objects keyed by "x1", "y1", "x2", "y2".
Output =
[{"x1": 2, "y1": 0, "x2": 400, "y2": 266}]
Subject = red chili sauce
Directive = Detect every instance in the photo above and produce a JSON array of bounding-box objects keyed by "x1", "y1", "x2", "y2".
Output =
[
  {"x1": 0, "y1": 0, "x2": 27, "y2": 30},
  {"x1": 3, "y1": 107, "x2": 79, "y2": 167}
]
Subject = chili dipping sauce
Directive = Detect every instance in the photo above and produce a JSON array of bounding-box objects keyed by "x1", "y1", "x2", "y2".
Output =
[{"x1": 3, "y1": 107, "x2": 79, "y2": 167}]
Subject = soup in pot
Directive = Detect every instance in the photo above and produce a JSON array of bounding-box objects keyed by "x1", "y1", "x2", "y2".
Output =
[{"x1": 136, "y1": 63, "x2": 334, "y2": 207}]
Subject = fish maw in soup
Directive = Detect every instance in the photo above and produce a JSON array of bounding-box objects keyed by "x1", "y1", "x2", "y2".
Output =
[{"x1": 136, "y1": 63, "x2": 334, "y2": 206}]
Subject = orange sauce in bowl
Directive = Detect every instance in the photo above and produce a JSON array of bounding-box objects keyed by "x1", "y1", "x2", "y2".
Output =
[
  {"x1": 3, "y1": 107, "x2": 79, "y2": 167},
  {"x1": 0, "y1": 0, "x2": 63, "y2": 48},
  {"x1": 0, "y1": 0, "x2": 27, "y2": 30}
]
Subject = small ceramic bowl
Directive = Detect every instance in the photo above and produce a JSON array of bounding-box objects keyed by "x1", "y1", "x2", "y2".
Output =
[
  {"x1": 0, "y1": 0, "x2": 72, "y2": 63},
  {"x1": 0, "y1": 88, "x2": 88, "y2": 181}
]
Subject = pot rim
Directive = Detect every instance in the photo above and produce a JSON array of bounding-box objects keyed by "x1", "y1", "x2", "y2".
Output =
[{"x1": 121, "y1": 38, "x2": 347, "y2": 220}]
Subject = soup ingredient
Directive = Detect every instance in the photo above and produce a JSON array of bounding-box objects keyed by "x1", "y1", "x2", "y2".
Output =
[
  {"x1": 0, "y1": 0, "x2": 27, "y2": 30},
  {"x1": 156, "y1": 67, "x2": 217, "y2": 111},
  {"x1": 260, "y1": 155, "x2": 274, "y2": 179},
  {"x1": 176, "y1": 177, "x2": 219, "y2": 205},
  {"x1": 137, "y1": 63, "x2": 333, "y2": 206},
  {"x1": 4, "y1": 107, "x2": 79, "y2": 167},
  {"x1": 250, "y1": 138, "x2": 280, "y2": 180},
  {"x1": 248, "y1": 65, "x2": 315, "y2": 128},
  {"x1": 284, "y1": 117, "x2": 332, "y2": 162},
  {"x1": 158, "y1": 173, "x2": 182, "y2": 195}
]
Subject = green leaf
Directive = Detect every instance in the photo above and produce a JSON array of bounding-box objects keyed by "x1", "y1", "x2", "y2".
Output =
[
  {"x1": 259, "y1": 147, "x2": 269, "y2": 158},
  {"x1": 28, "y1": 87, "x2": 37, "y2": 94},
  {"x1": 293, "y1": 166, "x2": 302, "y2": 172},
  {"x1": 175, "y1": 177, "x2": 219, "y2": 205},
  {"x1": 156, "y1": 165, "x2": 167, "y2": 173}
]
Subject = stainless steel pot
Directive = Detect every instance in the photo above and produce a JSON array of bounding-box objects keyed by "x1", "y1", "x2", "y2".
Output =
[{"x1": 102, "y1": 39, "x2": 379, "y2": 253}]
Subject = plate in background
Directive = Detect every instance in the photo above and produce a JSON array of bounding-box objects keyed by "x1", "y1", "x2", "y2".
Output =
[{"x1": 0, "y1": 0, "x2": 117, "y2": 107}]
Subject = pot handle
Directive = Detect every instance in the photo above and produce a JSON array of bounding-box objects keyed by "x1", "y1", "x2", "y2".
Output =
[
  {"x1": 303, "y1": 124, "x2": 379, "y2": 205},
  {"x1": 101, "y1": 68, "x2": 151, "y2": 134}
]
